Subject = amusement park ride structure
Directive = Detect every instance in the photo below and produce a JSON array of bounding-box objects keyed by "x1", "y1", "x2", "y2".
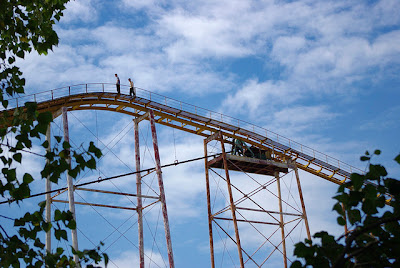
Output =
[{"x1": 4, "y1": 83, "x2": 366, "y2": 267}]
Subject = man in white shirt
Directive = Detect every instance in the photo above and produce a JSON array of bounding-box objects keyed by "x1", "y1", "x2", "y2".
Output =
[{"x1": 128, "y1": 78, "x2": 135, "y2": 97}]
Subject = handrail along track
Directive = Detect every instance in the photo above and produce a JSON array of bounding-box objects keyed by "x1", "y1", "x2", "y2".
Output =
[{"x1": 4, "y1": 83, "x2": 363, "y2": 186}]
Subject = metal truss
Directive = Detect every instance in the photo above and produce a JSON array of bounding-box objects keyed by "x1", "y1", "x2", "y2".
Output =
[{"x1": 204, "y1": 131, "x2": 311, "y2": 267}]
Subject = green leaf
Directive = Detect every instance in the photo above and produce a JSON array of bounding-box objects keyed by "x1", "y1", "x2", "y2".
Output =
[
  {"x1": 363, "y1": 184, "x2": 378, "y2": 199},
  {"x1": 38, "y1": 201, "x2": 46, "y2": 209},
  {"x1": 62, "y1": 141, "x2": 71, "y2": 150},
  {"x1": 360, "y1": 156, "x2": 370, "y2": 161},
  {"x1": 362, "y1": 198, "x2": 378, "y2": 215},
  {"x1": 395, "y1": 154, "x2": 400, "y2": 164},
  {"x1": 337, "y1": 216, "x2": 346, "y2": 226},
  {"x1": 369, "y1": 164, "x2": 388, "y2": 178},
  {"x1": 332, "y1": 203, "x2": 344, "y2": 216},
  {"x1": 294, "y1": 242, "x2": 313, "y2": 258},
  {"x1": 2, "y1": 100, "x2": 9, "y2": 108},
  {"x1": 13, "y1": 153, "x2": 22, "y2": 163},
  {"x1": 89, "y1": 141, "x2": 102, "y2": 158},
  {"x1": 87, "y1": 158, "x2": 96, "y2": 169},
  {"x1": 68, "y1": 168, "x2": 78, "y2": 178},
  {"x1": 42, "y1": 222, "x2": 52, "y2": 232},
  {"x1": 23, "y1": 173, "x2": 34, "y2": 184},
  {"x1": 66, "y1": 219, "x2": 76, "y2": 230},
  {"x1": 103, "y1": 253, "x2": 109, "y2": 266},
  {"x1": 348, "y1": 209, "x2": 361, "y2": 224},
  {"x1": 350, "y1": 173, "x2": 364, "y2": 190},
  {"x1": 290, "y1": 261, "x2": 303, "y2": 268},
  {"x1": 8, "y1": 56, "x2": 15, "y2": 64},
  {"x1": 34, "y1": 238, "x2": 45, "y2": 249},
  {"x1": 54, "y1": 229, "x2": 67, "y2": 241},
  {"x1": 42, "y1": 140, "x2": 49, "y2": 148},
  {"x1": 16, "y1": 50, "x2": 25, "y2": 58},
  {"x1": 386, "y1": 178, "x2": 400, "y2": 196},
  {"x1": 54, "y1": 209, "x2": 62, "y2": 221}
]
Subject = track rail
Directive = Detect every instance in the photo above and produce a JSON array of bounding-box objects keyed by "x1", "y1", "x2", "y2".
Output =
[{"x1": 4, "y1": 83, "x2": 363, "y2": 185}]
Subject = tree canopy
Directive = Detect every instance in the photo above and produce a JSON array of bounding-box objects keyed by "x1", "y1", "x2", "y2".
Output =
[
  {"x1": 0, "y1": 1, "x2": 108, "y2": 267},
  {"x1": 292, "y1": 151, "x2": 400, "y2": 267}
]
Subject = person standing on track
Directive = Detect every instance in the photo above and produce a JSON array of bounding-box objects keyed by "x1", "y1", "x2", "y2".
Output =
[
  {"x1": 115, "y1": 73, "x2": 120, "y2": 94},
  {"x1": 128, "y1": 78, "x2": 135, "y2": 97}
]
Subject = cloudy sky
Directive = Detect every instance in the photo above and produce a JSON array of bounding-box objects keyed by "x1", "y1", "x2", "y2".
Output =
[{"x1": 2, "y1": 0, "x2": 400, "y2": 267}]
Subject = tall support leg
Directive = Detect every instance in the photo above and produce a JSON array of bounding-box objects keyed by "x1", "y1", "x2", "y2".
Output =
[
  {"x1": 62, "y1": 107, "x2": 79, "y2": 265},
  {"x1": 218, "y1": 133, "x2": 244, "y2": 268},
  {"x1": 45, "y1": 124, "x2": 51, "y2": 253},
  {"x1": 275, "y1": 171, "x2": 287, "y2": 268},
  {"x1": 148, "y1": 110, "x2": 175, "y2": 268},
  {"x1": 293, "y1": 166, "x2": 311, "y2": 240},
  {"x1": 204, "y1": 140, "x2": 215, "y2": 268},
  {"x1": 134, "y1": 119, "x2": 145, "y2": 268}
]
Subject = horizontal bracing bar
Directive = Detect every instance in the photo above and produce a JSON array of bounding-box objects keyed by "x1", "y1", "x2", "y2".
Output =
[
  {"x1": 75, "y1": 187, "x2": 159, "y2": 199},
  {"x1": 236, "y1": 207, "x2": 302, "y2": 217},
  {"x1": 52, "y1": 199, "x2": 137, "y2": 211},
  {"x1": 213, "y1": 216, "x2": 280, "y2": 226}
]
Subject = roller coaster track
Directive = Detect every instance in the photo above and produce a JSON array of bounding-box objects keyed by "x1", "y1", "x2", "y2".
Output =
[{"x1": 4, "y1": 83, "x2": 363, "y2": 186}]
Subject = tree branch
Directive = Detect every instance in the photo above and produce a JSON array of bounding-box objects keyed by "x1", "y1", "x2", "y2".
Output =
[{"x1": 333, "y1": 215, "x2": 400, "y2": 268}]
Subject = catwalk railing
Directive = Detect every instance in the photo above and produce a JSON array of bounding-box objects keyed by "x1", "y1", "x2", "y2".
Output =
[{"x1": 4, "y1": 83, "x2": 364, "y2": 181}]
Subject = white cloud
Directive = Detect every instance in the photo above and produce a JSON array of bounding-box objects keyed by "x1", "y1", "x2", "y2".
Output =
[
  {"x1": 62, "y1": 0, "x2": 99, "y2": 23},
  {"x1": 267, "y1": 105, "x2": 338, "y2": 136},
  {"x1": 110, "y1": 249, "x2": 164, "y2": 268},
  {"x1": 160, "y1": 11, "x2": 253, "y2": 61},
  {"x1": 222, "y1": 79, "x2": 296, "y2": 117},
  {"x1": 121, "y1": 0, "x2": 165, "y2": 11}
]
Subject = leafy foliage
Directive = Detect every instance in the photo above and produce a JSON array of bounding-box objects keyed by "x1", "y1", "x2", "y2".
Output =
[
  {"x1": 0, "y1": 1, "x2": 108, "y2": 267},
  {"x1": 292, "y1": 151, "x2": 400, "y2": 268}
]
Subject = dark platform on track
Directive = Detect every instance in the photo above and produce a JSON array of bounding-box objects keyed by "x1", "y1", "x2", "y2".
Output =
[{"x1": 208, "y1": 154, "x2": 289, "y2": 176}]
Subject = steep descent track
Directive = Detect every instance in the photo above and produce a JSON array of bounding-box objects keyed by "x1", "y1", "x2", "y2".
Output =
[{"x1": 5, "y1": 83, "x2": 362, "y2": 185}]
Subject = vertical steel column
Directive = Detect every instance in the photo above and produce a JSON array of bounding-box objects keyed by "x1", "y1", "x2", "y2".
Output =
[
  {"x1": 62, "y1": 107, "x2": 79, "y2": 265},
  {"x1": 148, "y1": 110, "x2": 175, "y2": 268},
  {"x1": 293, "y1": 165, "x2": 311, "y2": 240},
  {"x1": 204, "y1": 140, "x2": 215, "y2": 268},
  {"x1": 219, "y1": 133, "x2": 244, "y2": 268},
  {"x1": 275, "y1": 171, "x2": 287, "y2": 268},
  {"x1": 45, "y1": 124, "x2": 51, "y2": 253},
  {"x1": 134, "y1": 119, "x2": 145, "y2": 268}
]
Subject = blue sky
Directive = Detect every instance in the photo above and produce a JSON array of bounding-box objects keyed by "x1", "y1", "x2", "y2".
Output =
[{"x1": 2, "y1": 0, "x2": 400, "y2": 267}]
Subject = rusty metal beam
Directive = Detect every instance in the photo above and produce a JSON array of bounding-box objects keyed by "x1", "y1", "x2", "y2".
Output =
[
  {"x1": 214, "y1": 217, "x2": 280, "y2": 226},
  {"x1": 204, "y1": 139, "x2": 215, "y2": 268},
  {"x1": 134, "y1": 118, "x2": 145, "y2": 268},
  {"x1": 218, "y1": 132, "x2": 244, "y2": 268},
  {"x1": 62, "y1": 107, "x2": 79, "y2": 265},
  {"x1": 75, "y1": 187, "x2": 158, "y2": 199},
  {"x1": 149, "y1": 110, "x2": 175, "y2": 268},
  {"x1": 52, "y1": 200, "x2": 137, "y2": 211},
  {"x1": 275, "y1": 171, "x2": 287, "y2": 268}
]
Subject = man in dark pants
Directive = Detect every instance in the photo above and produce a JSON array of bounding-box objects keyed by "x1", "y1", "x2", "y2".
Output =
[
  {"x1": 115, "y1": 73, "x2": 120, "y2": 94},
  {"x1": 128, "y1": 78, "x2": 135, "y2": 97}
]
